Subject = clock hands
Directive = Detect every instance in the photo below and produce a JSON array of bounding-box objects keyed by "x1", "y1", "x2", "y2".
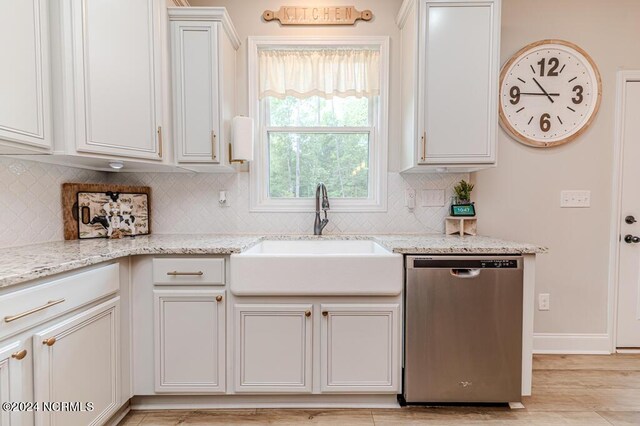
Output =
[
  {"x1": 520, "y1": 92, "x2": 560, "y2": 97},
  {"x1": 532, "y1": 77, "x2": 555, "y2": 103}
]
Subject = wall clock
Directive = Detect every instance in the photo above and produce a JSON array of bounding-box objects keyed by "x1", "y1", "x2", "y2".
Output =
[{"x1": 499, "y1": 40, "x2": 601, "y2": 148}]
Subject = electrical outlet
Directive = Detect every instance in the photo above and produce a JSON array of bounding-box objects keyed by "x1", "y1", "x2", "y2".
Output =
[
  {"x1": 218, "y1": 190, "x2": 229, "y2": 207},
  {"x1": 421, "y1": 189, "x2": 445, "y2": 207},
  {"x1": 538, "y1": 293, "x2": 550, "y2": 311},
  {"x1": 405, "y1": 189, "x2": 416, "y2": 209},
  {"x1": 560, "y1": 190, "x2": 591, "y2": 208}
]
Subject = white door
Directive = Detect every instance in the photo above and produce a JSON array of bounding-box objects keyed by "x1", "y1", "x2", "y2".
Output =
[
  {"x1": 234, "y1": 304, "x2": 313, "y2": 393},
  {"x1": 0, "y1": 340, "x2": 32, "y2": 426},
  {"x1": 320, "y1": 304, "x2": 400, "y2": 393},
  {"x1": 171, "y1": 21, "x2": 221, "y2": 163},
  {"x1": 418, "y1": 0, "x2": 499, "y2": 164},
  {"x1": 617, "y1": 80, "x2": 640, "y2": 348},
  {"x1": 33, "y1": 298, "x2": 120, "y2": 426},
  {"x1": 0, "y1": 0, "x2": 52, "y2": 151},
  {"x1": 70, "y1": 0, "x2": 164, "y2": 160},
  {"x1": 154, "y1": 289, "x2": 225, "y2": 393}
]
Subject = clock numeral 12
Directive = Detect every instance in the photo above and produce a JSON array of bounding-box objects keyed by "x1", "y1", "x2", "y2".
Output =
[{"x1": 537, "y1": 57, "x2": 560, "y2": 77}]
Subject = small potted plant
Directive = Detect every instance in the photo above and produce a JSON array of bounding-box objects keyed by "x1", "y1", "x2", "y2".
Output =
[{"x1": 451, "y1": 179, "x2": 476, "y2": 217}]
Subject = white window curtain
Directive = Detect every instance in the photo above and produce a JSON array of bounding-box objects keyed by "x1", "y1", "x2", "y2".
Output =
[{"x1": 258, "y1": 48, "x2": 380, "y2": 100}]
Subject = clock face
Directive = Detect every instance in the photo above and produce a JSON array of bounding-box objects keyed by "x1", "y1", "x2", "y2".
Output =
[{"x1": 499, "y1": 40, "x2": 601, "y2": 147}]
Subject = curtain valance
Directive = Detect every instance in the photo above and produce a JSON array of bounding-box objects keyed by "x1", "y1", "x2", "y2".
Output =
[{"x1": 258, "y1": 48, "x2": 380, "y2": 100}]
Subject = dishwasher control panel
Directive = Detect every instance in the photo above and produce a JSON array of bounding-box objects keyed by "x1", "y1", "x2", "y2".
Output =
[{"x1": 411, "y1": 258, "x2": 520, "y2": 269}]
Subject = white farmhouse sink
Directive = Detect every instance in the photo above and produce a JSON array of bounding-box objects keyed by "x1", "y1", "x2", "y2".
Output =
[{"x1": 230, "y1": 240, "x2": 403, "y2": 296}]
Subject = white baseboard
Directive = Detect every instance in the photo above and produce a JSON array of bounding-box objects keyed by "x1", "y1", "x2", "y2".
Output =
[
  {"x1": 533, "y1": 333, "x2": 611, "y2": 354},
  {"x1": 130, "y1": 394, "x2": 400, "y2": 410},
  {"x1": 106, "y1": 402, "x2": 130, "y2": 426}
]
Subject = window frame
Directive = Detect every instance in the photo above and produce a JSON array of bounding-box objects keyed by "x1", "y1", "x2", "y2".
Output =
[{"x1": 248, "y1": 36, "x2": 389, "y2": 212}]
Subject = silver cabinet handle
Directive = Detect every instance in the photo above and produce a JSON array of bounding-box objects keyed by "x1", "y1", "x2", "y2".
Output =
[
  {"x1": 166, "y1": 271, "x2": 204, "y2": 276},
  {"x1": 4, "y1": 299, "x2": 66, "y2": 323},
  {"x1": 211, "y1": 131, "x2": 218, "y2": 161},
  {"x1": 157, "y1": 126, "x2": 163, "y2": 158}
]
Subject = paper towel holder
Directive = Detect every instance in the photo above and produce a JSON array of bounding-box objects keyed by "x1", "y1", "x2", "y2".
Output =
[{"x1": 229, "y1": 116, "x2": 254, "y2": 164}]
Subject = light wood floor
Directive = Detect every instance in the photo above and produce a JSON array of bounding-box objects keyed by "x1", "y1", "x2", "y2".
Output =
[{"x1": 119, "y1": 354, "x2": 640, "y2": 425}]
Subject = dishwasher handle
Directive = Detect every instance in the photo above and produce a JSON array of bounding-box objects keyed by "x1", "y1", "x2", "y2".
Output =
[{"x1": 450, "y1": 268, "x2": 481, "y2": 279}]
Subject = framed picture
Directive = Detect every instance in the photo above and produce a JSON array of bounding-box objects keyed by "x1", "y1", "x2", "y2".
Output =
[{"x1": 450, "y1": 203, "x2": 476, "y2": 217}]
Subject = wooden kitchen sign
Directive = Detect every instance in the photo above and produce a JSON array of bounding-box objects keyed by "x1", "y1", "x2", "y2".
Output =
[{"x1": 263, "y1": 6, "x2": 373, "y2": 25}]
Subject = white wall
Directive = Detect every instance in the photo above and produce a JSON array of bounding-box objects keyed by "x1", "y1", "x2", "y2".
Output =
[{"x1": 473, "y1": 0, "x2": 640, "y2": 340}]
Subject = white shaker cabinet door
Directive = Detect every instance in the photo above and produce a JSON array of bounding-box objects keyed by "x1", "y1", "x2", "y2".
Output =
[
  {"x1": 33, "y1": 298, "x2": 120, "y2": 426},
  {"x1": 234, "y1": 304, "x2": 313, "y2": 393},
  {"x1": 418, "y1": 0, "x2": 499, "y2": 164},
  {"x1": 320, "y1": 304, "x2": 400, "y2": 393},
  {"x1": 171, "y1": 21, "x2": 221, "y2": 163},
  {"x1": 69, "y1": 0, "x2": 164, "y2": 160},
  {"x1": 153, "y1": 289, "x2": 226, "y2": 393},
  {"x1": 0, "y1": 340, "x2": 32, "y2": 426},
  {"x1": 0, "y1": 0, "x2": 52, "y2": 152}
]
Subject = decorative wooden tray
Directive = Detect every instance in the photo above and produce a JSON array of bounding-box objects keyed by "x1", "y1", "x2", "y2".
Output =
[{"x1": 62, "y1": 183, "x2": 152, "y2": 240}]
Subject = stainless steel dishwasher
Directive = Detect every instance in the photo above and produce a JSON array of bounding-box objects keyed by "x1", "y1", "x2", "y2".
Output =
[{"x1": 403, "y1": 255, "x2": 523, "y2": 404}]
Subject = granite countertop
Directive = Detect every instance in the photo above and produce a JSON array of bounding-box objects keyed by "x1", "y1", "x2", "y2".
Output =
[{"x1": 0, "y1": 234, "x2": 546, "y2": 289}]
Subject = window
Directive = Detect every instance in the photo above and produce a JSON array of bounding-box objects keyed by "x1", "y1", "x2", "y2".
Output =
[
  {"x1": 248, "y1": 37, "x2": 389, "y2": 212},
  {"x1": 267, "y1": 96, "x2": 372, "y2": 199}
]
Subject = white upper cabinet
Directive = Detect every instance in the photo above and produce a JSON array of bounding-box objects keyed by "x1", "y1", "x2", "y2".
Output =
[
  {"x1": 169, "y1": 8, "x2": 240, "y2": 170},
  {"x1": 0, "y1": 0, "x2": 52, "y2": 154},
  {"x1": 398, "y1": 0, "x2": 501, "y2": 171},
  {"x1": 67, "y1": 0, "x2": 165, "y2": 160}
]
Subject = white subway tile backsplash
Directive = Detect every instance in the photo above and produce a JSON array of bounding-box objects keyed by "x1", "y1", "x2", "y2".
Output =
[
  {"x1": 0, "y1": 158, "x2": 108, "y2": 247},
  {"x1": 0, "y1": 157, "x2": 468, "y2": 248}
]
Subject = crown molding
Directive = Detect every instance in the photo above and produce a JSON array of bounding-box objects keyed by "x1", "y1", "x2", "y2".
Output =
[{"x1": 168, "y1": 7, "x2": 241, "y2": 49}]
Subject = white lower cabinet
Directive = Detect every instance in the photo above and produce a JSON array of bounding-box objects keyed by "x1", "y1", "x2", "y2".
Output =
[
  {"x1": 33, "y1": 298, "x2": 120, "y2": 426},
  {"x1": 233, "y1": 302, "x2": 401, "y2": 395},
  {"x1": 0, "y1": 340, "x2": 32, "y2": 426},
  {"x1": 234, "y1": 304, "x2": 313, "y2": 393},
  {"x1": 153, "y1": 289, "x2": 225, "y2": 393},
  {"x1": 320, "y1": 304, "x2": 400, "y2": 393}
]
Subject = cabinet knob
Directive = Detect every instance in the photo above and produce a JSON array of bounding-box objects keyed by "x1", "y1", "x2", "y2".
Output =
[
  {"x1": 322, "y1": 311, "x2": 328, "y2": 317},
  {"x1": 216, "y1": 295, "x2": 223, "y2": 302},
  {"x1": 305, "y1": 310, "x2": 311, "y2": 317},
  {"x1": 11, "y1": 349, "x2": 27, "y2": 360},
  {"x1": 42, "y1": 337, "x2": 56, "y2": 347}
]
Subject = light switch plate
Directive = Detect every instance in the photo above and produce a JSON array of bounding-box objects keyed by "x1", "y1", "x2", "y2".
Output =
[
  {"x1": 421, "y1": 189, "x2": 445, "y2": 207},
  {"x1": 560, "y1": 190, "x2": 591, "y2": 208},
  {"x1": 538, "y1": 293, "x2": 550, "y2": 311}
]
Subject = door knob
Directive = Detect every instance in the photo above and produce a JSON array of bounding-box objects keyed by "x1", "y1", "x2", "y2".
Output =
[
  {"x1": 626, "y1": 216, "x2": 637, "y2": 224},
  {"x1": 624, "y1": 234, "x2": 640, "y2": 244}
]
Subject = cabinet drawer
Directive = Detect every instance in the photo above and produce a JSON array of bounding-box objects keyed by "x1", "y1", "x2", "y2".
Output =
[
  {"x1": 153, "y1": 257, "x2": 225, "y2": 285},
  {"x1": 0, "y1": 263, "x2": 119, "y2": 340}
]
